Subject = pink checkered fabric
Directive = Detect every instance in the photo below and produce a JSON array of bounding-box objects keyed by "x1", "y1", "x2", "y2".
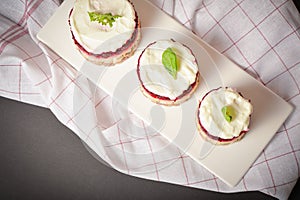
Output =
[{"x1": 1, "y1": 0, "x2": 300, "y2": 199}]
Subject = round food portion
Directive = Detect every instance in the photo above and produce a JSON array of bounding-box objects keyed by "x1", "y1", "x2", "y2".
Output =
[
  {"x1": 137, "y1": 39, "x2": 200, "y2": 106},
  {"x1": 197, "y1": 87, "x2": 253, "y2": 145},
  {"x1": 69, "y1": 0, "x2": 141, "y2": 66}
]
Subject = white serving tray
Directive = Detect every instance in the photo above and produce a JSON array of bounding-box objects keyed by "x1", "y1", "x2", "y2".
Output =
[{"x1": 37, "y1": 0, "x2": 293, "y2": 187}]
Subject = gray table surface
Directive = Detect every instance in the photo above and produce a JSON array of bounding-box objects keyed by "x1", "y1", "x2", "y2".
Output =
[{"x1": 0, "y1": 96, "x2": 299, "y2": 199}]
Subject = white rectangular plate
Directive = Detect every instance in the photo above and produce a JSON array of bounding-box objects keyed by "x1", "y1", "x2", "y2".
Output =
[{"x1": 37, "y1": 0, "x2": 293, "y2": 187}]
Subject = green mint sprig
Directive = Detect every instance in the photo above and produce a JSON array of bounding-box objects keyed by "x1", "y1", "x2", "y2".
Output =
[
  {"x1": 162, "y1": 47, "x2": 178, "y2": 79},
  {"x1": 221, "y1": 106, "x2": 234, "y2": 122},
  {"x1": 88, "y1": 12, "x2": 121, "y2": 27}
]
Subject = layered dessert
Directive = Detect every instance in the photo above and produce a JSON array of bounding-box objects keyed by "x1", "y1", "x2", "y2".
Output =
[
  {"x1": 69, "y1": 0, "x2": 141, "y2": 66},
  {"x1": 197, "y1": 87, "x2": 253, "y2": 145},
  {"x1": 137, "y1": 39, "x2": 200, "y2": 106}
]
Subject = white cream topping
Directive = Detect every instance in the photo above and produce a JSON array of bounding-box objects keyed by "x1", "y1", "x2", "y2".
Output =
[
  {"x1": 139, "y1": 40, "x2": 198, "y2": 100},
  {"x1": 199, "y1": 88, "x2": 253, "y2": 139},
  {"x1": 70, "y1": 0, "x2": 136, "y2": 54}
]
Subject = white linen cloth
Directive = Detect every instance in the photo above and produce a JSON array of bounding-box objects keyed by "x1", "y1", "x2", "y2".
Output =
[{"x1": 1, "y1": 0, "x2": 300, "y2": 199}]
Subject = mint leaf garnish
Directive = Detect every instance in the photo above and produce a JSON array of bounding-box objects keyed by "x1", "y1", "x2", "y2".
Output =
[
  {"x1": 162, "y1": 48, "x2": 178, "y2": 79},
  {"x1": 221, "y1": 106, "x2": 234, "y2": 122},
  {"x1": 88, "y1": 12, "x2": 121, "y2": 27}
]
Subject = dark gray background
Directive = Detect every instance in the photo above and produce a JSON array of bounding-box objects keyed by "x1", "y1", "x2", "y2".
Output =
[{"x1": 0, "y1": 96, "x2": 299, "y2": 199}]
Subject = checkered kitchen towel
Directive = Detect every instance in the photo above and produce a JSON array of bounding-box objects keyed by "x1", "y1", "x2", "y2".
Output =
[{"x1": 1, "y1": 0, "x2": 300, "y2": 199}]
